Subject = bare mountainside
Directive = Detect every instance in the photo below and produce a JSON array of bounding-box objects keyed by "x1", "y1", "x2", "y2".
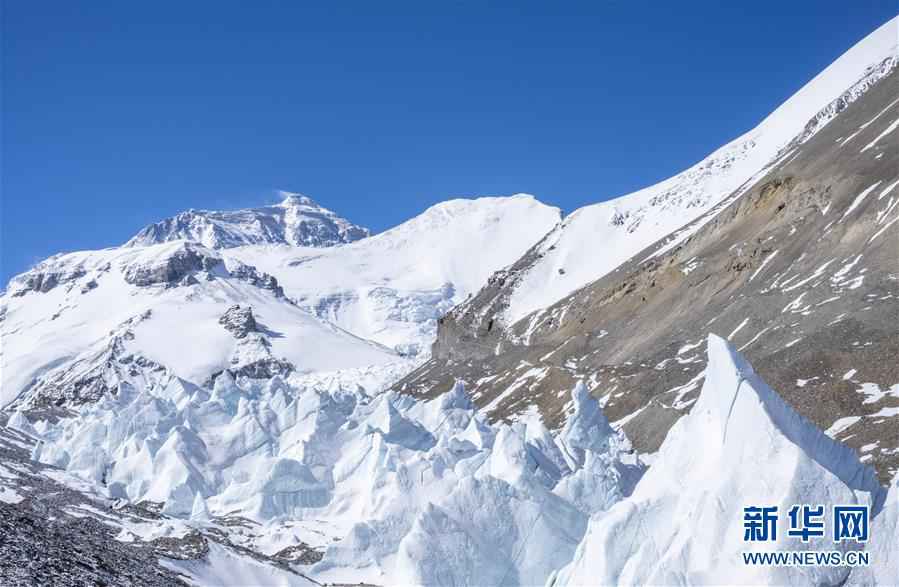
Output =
[{"x1": 396, "y1": 65, "x2": 899, "y2": 481}]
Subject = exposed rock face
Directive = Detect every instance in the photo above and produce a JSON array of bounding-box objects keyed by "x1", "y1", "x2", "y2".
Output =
[
  {"x1": 397, "y1": 67, "x2": 899, "y2": 481},
  {"x1": 14, "y1": 313, "x2": 168, "y2": 411},
  {"x1": 226, "y1": 355, "x2": 295, "y2": 382},
  {"x1": 8, "y1": 261, "x2": 88, "y2": 297},
  {"x1": 123, "y1": 242, "x2": 222, "y2": 287},
  {"x1": 273, "y1": 543, "x2": 325, "y2": 565},
  {"x1": 225, "y1": 259, "x2": 285, "y2": 298},
  {"x1": 207, "y1": 307, "x2": 295, "y2": 383},
  {"x1": 219, "y1": 305, "x2": 257, "y2": 339},
  {"x1": 126, "y1": 192, "x2": 370, "y2": 249}
]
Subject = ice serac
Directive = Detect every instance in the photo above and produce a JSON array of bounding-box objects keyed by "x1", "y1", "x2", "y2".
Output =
[
  {"x1": 126, "y1": 191, "x2": 370, "y2": 249},
  {"x1": 552, "y1": 383, "x2": 631, "y2": 515},
  {"x1": 395, "y1": 473, "x2": 586, "y2": 586},
  {"x1": 848, "y1": 477, "x2": 898, "y2": 585},
  {"x1": 556, "y1": 381, "x2": 615, "y2": 471},
  {"x1": 553, "y1": 334, "x2": 886, "y2": 586},
  {"x1": 392, "y1": 421, "x2": 589, "y2": 587}
]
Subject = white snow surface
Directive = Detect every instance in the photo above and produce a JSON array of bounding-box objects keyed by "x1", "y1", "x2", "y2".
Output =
[
  {"x1": 2, "y1": 194, "x2": 556, "y2": 407},
  {"x1": 552, "y1": 334, "x2": 886, "y2": 586},
  {"x1": 162, "y1": 541, "x2": 318, "y2": 586},
  {"x1": 505, "y1": 17, "x2": 898, "y2": 324},
  {"x1": 227, "y1": 194, "x2": 561, "y2": 355},
  {"x1": 0, "y1": 241, "x2": 397, "y2": 408}
]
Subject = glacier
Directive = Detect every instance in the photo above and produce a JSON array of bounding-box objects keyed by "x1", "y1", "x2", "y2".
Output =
[{"x1": 14, "y1": 332, "x2": 895, "y2": 585}]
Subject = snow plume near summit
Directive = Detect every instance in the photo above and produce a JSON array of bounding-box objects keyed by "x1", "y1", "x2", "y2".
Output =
[{"x1": 552, "y1": 334, "x2": 887, "y2": 586}]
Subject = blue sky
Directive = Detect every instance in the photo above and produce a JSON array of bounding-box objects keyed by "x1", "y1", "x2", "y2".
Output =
[{"x1": 2, "y1": 1, "x2": 896, "y2": 284}]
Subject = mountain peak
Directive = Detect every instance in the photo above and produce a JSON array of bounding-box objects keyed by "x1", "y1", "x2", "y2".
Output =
[
  {"x1": 126, "y1": 193, "x2": 370, "y2": 250},
  {"x1": 277, "y1": 191, "x2": 317, "y2": 208}
]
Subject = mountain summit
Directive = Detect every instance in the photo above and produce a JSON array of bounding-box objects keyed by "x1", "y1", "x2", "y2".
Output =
[{"x1": 126, "y1": 191, "x2": 370, "y2": 249}]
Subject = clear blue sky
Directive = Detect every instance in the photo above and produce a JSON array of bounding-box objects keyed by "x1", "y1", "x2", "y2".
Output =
[{"x1": 2, "y1": 1, "x2": 896, "y2": 284}]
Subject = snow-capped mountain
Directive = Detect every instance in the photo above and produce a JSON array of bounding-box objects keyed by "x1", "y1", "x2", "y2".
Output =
[
  {"x1": 399, "y1": 16, "x2": 899, "y2": 480},
  {"x1": 2, "y1": 14, "x2": 897, "y2": 587},
  {"x1": 1, "y1": 240, "x2": 398, "y2": 410},
  {"x1": 2, "y1": 194, "x2": 557, "y2": 409},
  {"x1": 126, "y1": 192, "x2": 370, "y2": 249},
  {"x1": 227, "y1": 194, "x2": 561, "y2": 356},
  {"x1": 484, "y1": 16, "x2": 898, "y2": 326}
]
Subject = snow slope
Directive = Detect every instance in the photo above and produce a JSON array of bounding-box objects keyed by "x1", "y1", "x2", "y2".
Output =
[
  {"x1": 506, "y1": 17, "x2": 898, "y2": 324},
  {"x1": 126, "y1": 192, "x2": 370, "y2": 249},
  {"x1": 162, "y1": 542, "x2": 318, "y2": 586},
  {"x1": 552, "y1": 334, "x2": 886, "y2": 586},
  {"x1": 228, "y1": 194, "x2": 561, "y2": 355},
  {"x1": 0, "y1": 241, "x2": 396, "y2": 408}
]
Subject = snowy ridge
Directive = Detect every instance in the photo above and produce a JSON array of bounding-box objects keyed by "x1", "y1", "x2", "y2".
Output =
[
  {"x1": 126, "y1": 191, "x2": 370, "y2": 249},
  {"x1": 1, "y1": 240, "x2": 397, "y2": 408},
  {"x1": 505, "y1": 16, "x2": 898, "y2": 324},
  {"x1": 227, "y1": 194, "x2": 561, "y2": 355},
  {"x1": 553, "y1": 334, "x2": 886, "y2": 586}
]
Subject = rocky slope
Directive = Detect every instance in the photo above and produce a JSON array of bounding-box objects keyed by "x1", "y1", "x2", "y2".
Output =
[
  {"x1": 494, "y1": 17, "x2": 898, "y2": 326},
  {"x1": 396, "y1": 32, "x2": 899, "y2": 481}
]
